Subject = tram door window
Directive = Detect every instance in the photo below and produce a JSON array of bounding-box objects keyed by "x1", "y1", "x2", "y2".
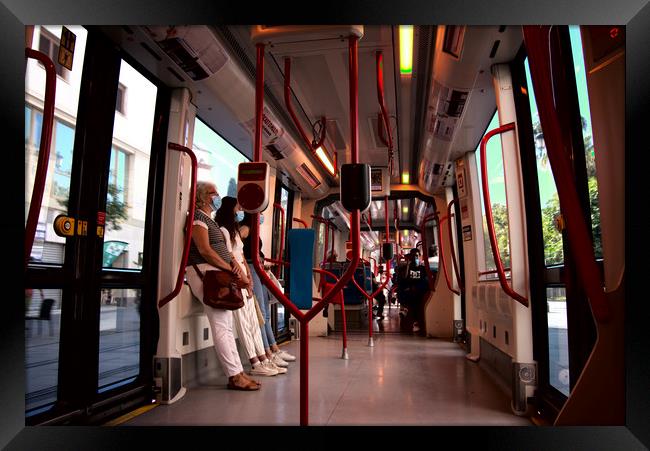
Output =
[
  {"x1": 271, "y1": 182, "x2": 293, "y2": 342},
  {"x1": 474, "y1": 111, "x2": 512, "y2": 279},
  {"x1": 516, "y1": 26, "x2": 601, "y2": 411},
  {"x1": 24, "y1": 25, "x2": 88, "y2": 415},
  {"x1": 97, "y1": 59, "x2": 157, "y2": 393},
  {"x1": 25, "y1": 28, "x2": 167, "y2": 424}
]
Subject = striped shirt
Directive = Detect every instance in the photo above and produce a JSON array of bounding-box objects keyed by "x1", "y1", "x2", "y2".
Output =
[{"x1": 186, "y1": 209, "x2": 232, "y2": 267}]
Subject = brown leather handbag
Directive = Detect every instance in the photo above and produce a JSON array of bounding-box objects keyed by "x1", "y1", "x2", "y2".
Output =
[{"x1": 192, "y1": 264, "x2": 244, "y2": 310}]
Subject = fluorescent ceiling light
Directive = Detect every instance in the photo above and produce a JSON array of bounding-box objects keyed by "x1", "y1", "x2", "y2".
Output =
[
  {"x1": 399, "y1": 25, "x2": 413, "y2": 75},
  {"x1": 314, "y1": 146, "x2": 335, "y2": 176}
]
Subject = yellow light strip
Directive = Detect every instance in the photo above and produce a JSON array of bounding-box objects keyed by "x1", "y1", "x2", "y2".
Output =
[
  {"x1": 401, "y1": 172, "x2": 410, "y2": 184},
  {"x1": 399, "y1": 25, "x2": 414, "y2": 75},
  {"x1": 315, "y1": 146, "x2": 335, "y2": 175}
]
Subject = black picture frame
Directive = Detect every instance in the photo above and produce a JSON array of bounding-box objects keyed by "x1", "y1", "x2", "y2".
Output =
[{"x1": 4, "y1": 0, "x2": 648, "y2": 448}]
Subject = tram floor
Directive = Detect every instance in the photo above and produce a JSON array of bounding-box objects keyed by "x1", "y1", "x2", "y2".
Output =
[{"x1": 121, "y1": 333, "x2": 532, "y2": 426}]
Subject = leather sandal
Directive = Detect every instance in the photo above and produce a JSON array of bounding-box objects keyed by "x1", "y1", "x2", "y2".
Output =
[
  {"x1": 227, "y1": 374, "x2": 260, "y2": 391},
  {"x1": 241, "y1": 373, "x2": 261, "y2": 387}
]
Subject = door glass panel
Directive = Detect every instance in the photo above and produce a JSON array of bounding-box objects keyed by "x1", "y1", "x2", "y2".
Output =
[
  {"x1": 25, "y1": 26, "x2": 88, "y2": 265},
  {"x1": 569, "y1": 26, "x2": 602, "y2": 259},
  {"x1": 524, "y1": 57, "x2": 565, "y2": 267},
  {"x1": 98, "y1": 288, "x2": 141, "y2": 391},
  {"x1": 546, "y1": 286, "x2": 570, "y2": 395},
  {"x1": 102, "y1": 59, "x2": 157, "y2": 270},
  {"x1": 25, "y1": 288, "x2": 62, "y2": 413},
  {"x1": 474, "y1": 112, "x2": 511, "y2": 278}
]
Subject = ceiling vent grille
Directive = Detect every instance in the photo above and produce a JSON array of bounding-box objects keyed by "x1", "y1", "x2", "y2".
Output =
[{"x1": 296, "y1": 163, "x2": 321, "y2": 189}]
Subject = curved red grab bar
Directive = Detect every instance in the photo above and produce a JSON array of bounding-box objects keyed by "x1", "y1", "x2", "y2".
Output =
[
  {"x1": 447, "y1": 199, "x2": 464, "y2": 293},
  {"x1": 252, "y1": 38, "x2": 362, "y2": 426},
  {"x1": 265, "y1": 257, "x2": 289, "y2": 267},
  {"x1": 523, "y1": 26, "x2": 609, "y2": 323},
  {"x1": 273, "y1": 202, "x2": 285, "y2": 278},
  {"x1": 158, "y1": 143, "x2": 198, "y2": 308},
  {"x1": 293, "y1": 217, "x2": 308, "y2": 229},
  {"x1": 479, "y1": 122, "x2": 528, "y2": 306},
  {"x1": 284, "y1": 57, "x2": 334, "y2": 176},
  {"x1": 376, "y1": 51, "x2": 394, "y2": 150},
  {"x1": 420, "y1": 213, "x2": 438, "y2": 291},
  {"x1": 437, "y1": 215, "x2": 460, "y2": 296},
  {"x1": 25, "y1": 49, "x2": 57, "y2": 267}
]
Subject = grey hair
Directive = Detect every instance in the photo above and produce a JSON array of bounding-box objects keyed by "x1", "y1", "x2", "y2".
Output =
[{"x1": 195, "y1": 181, "x2": 216, "y2": 207}]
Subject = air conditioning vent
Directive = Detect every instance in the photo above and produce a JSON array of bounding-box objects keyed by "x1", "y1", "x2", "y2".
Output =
[
  {"x1": 144, "y1": 26, "x2": 229, "y2": 81},
  {"x1": 489, "y1": 40, "x2": 501, "y2": 59},
  {"x1": 296, "y1": 163, "x2": 321, "y2": 189},
  {"x1": 443, "y1": 25, "x2": 466, "y2": 59}
]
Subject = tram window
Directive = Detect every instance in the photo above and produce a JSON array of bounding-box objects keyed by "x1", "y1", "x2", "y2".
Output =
[
  {"x1": 25, "y1": 26, "x2": 88, "y2": 265},
  {"x1": 546, "y1": 286, "x2": 570, "y2": 396},
  {"x1": 524, "y1": 58, "x2": 564, "y2": 267},
  {"x1": 25, "y1": 288, "x2": 62, "y2": 413},
  {"x1": 102, "y1": 59, "x2": 157, "y2": 270},
  {"x1": 193, "y1": 117, "x2": 249, "y2": 199},
  {"x1": 568, "y1": 26, "x2": 602, "y2": 260},
  {"x1": 474, "y1": 112, "x2": 511, "y2": 278},
  {"x1": 97, "y1": 288, "x2": 141, "y2": 392}
]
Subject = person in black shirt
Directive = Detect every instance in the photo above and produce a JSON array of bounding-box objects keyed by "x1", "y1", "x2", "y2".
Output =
[{"x1": 395, "y1": 248, "x2": 429, "y2": 333}]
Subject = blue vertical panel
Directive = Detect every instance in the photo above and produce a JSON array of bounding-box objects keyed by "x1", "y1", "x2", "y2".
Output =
[{"x1": 289, "y1": 229, "x2": 314, "y2": 309}]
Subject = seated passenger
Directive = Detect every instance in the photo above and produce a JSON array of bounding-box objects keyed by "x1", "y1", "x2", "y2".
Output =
[
  {"x1": 373, "y1": 266, "x2": 387, "y2": 320},
  {"x1": 185, "y1": 181, "x2": 259, "y2": 390},
  {"x1": 216, "y1": 197, "x2": 286, "y2": 377}
]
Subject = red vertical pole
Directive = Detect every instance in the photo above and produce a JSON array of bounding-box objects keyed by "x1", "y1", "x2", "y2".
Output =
[{"x1": 299, "y1": 319, "x2": 308, "y2": 425}]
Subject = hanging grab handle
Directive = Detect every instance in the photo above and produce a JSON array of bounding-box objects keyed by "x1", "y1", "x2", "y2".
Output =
[
  {"x1": 158, "y1": 143, "x2": 198, "y2": 308},
  {"x1": 479, "y1": 122, "x2": 528, "y2": 307},
  {"x1": 25, "y1": 49, "x2": 57, "y2": 267},
  {"x1": 447, "y1": 199, "x2": 464, "y2": 293},
  {"x1": 436, "y1": 214, "x2": 461, "y2": 296}
]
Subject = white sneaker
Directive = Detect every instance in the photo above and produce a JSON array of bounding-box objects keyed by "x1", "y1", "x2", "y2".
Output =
[
  {"x1": 277, "y1": 350, "x2": 296, "y2": 362},
  {"x1": 271, "y1": 353, "x2": 289, "y2": 367},
  {"x1": 250, "y1": 361, "x2": 278, "y2": 376},
  {"x1": 266, "y1": 359, "x2": 287, "y2": 374}
]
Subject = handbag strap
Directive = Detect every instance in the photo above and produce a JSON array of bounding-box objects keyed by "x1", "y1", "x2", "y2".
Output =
[
  {"x1": 192, "y1": 263, "x2": 234, "y2": 280},
  {"x1": 192, "y1": 263, "x2": 204, "y2": 280}
]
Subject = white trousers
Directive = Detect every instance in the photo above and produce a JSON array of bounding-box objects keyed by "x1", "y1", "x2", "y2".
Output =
[
  {"x1": 232, "y1": 291, "x2": 266, "y2": 361},
  {"x1": 186, "y1": 264, "x2": 243, "y2": 377}
]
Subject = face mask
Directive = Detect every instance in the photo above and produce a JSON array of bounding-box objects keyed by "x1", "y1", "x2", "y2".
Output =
[
  {"x1": 211, "y1": 195, "x2": 222, "y2": 212},
  {"x1": 259, "y1": 214, "x2": 264, "y2": 225},
  {"x1": 235, "y1": 211, "x2": 245, "y2": 223},
  {"x1": 413, "y1": 258, "x2": 419, "y2": 266}
]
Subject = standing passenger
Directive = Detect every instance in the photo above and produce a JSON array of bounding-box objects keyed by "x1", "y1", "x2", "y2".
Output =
[
  {"x1": 185, "y1": 181, "x2": 260, "y2": 391},
  {"x1": 240, "y1": 212, "x2": 296, "y2": 367},
  {"x1": 216, "y1": 197, "x2": 286, "y2": 377}
]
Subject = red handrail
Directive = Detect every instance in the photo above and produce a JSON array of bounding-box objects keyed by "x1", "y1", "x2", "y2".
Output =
[
  {"x1": 437, "y1": 214, "x2": 460, "y2": 296},
  {"x1": 159, "y1": 143, "x2": 198, "y2": 308},
  {"x1": 351, "y1": 258, "x2": 392, "y2": 340},
  {"x1": 273, "y1": 202, "x2": 285, "y2": 278},
  {"x1": 420, "y1": 213, "x2": 438, "y2": 291},
  {"x1": 284, "y1": 57, "x2": 336, "y2": 177},
  {"x1": 376, "y1": 51, "x2": 394, "y2": 174},
  {"x1": 251, "y1": 37, "x2": 361, "y2": 426},
  {"x1": 25, "y1": 49, "x2": 56, "y2": 267},
  {"x1": 478, "y1": 268, "x2": 511, "y2": 276},
  {"x1": 479, "y1": 122, "x2": 528, "y2": 306},
  {"x1": 447, "y1": 199, "x2": 464, "y2": 293},
  {"x1": 293, "y1": 217, "x2": 308, "y2": 229},
  {"x1": 523, "y1": 26, "x2": 610, "y2": 323}
]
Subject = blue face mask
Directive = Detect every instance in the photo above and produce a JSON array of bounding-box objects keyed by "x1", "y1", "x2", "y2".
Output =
[
  {"x1": 259, "y1": 214, "x2": 264, "y2": 225},
  {"x1": 211, "y1": 195, "x2": 222, "y2": 212},
  {"x1": 235, "y1": 211, "x2": 245, "y2": 223},
  {"x1": 413, "y1": 258, "x2": 420, "y2": 266}
]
